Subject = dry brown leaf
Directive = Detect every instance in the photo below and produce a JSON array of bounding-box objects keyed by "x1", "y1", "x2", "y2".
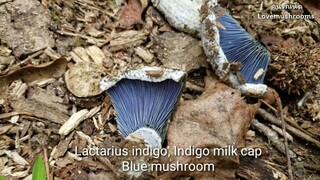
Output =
[
  {"x1": 118, "y1": 0, "x2": 145, "y2": 29},
  {"x1": 51, "y1": 132, "x2": 75, "y2": 160},
  {"x1": 0, "y1": 58, "x2": 68, "y2": 99},
  {"x1": 298, "y1": 0, "x2": 320, "y2": 24},
  {"x1": 163, "y1": 76, "x2": 259, "y2": 179}
]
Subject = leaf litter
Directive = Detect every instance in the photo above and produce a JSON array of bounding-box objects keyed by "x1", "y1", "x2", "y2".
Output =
[{"x1": 0, "y1": 0, "x2": 319, "y2": 179}]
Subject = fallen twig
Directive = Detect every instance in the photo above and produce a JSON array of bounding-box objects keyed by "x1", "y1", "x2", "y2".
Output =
[
  {"x1": 276, "y1": 98, "x2": 293, "y2": 180},
  {"x1": 1, "y1": 50, "x2": 44, "y2": 75},
  {"x1": 185, "y1": 81, "x2": 204, "y2": 93},
  {"x1": 0, "y1": 112, "x2": 37, "y2": 120},
  {"x1": 303, "y1": 163, "x2": 320, "y2": 173},
  {"x1": 271, "y1": 125, "x2": 293, "y2": 142},
  {"x1": 261, "y1": 99, "x2": 315, "y2": 138},
  {"x1": 43, "y1": 149, "x2": 51, "y2": 180},
  {"x1": 257, "y1": 108, "x2": 320, "y2": 149},
  {"x1": 251, "y1": 118, "x2": 296, "y2": 158},
  {"x1": 56, "y1": 30, "x2": 109, "y2": 47}
]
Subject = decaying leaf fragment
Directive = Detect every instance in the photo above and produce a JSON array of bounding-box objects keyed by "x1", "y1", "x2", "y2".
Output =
[
  {"x1": 164, "y1": 76, "x2": 258, "y2": 179},
  {"x1": 0, "y1": 58, "x2": 68, "y2": 99},
  {"x1": 119, "y1": 0, "x2": 148, "y2": 29}
]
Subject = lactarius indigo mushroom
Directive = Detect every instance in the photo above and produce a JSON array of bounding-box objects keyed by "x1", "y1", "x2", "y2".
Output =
[
  {"x1": 217, "y1": 12, "x2": 270, "y2": 84},
  {"x1": 201, "y1": 1, "x2": 270, "y2": 97},
  {"x1": 100, "y1": 67, "x2": 185, "y2": 148},
  {"x1": 151, "y1": 0, "x2": 271, "y2": 97}
]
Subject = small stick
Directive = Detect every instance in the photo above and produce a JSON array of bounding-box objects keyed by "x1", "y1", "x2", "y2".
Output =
[
  {"x1": 0, "y1": 112, "x2": 34, "y2": 119},
  {"x1": 297, "y1": 91, "x2": 311, "y2": 108},
  {"x1": 276, "y1": 98, "x2": 293, "y2": 180},
  {"x1": 261, "y1": 99, "x2": 314, "y2": 138},
  {"x1": 185, "y1": 81, "x2": 204, "y2": 93},
  {"x1": 271, "y1": 125, "x2": 293, "y2": 142},
  {"x1": 257, "y1": 108, "x2": 320, "y2": 149},
  {"x1": 1, "y1": 50, "x2": 44, "y2": 75},
  {"x1": 43, "y1": 148, "x2": 51, "y2": 180},
  {"x1": 303, "y1": 163, "x2": 320, "y2": 173},
  {"x1": 21, "y1": 49, "x2": 44, "y2": 62},
  {"x1": 56, "y1": 30, "x2": 108, "y2": 46},
  {"x1": 251, "y1": 119, "x2": 296, "y2": 157}
]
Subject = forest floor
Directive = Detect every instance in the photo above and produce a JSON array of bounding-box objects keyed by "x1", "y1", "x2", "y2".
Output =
[{"x1": 0, "y1": 0, "x2": 319, "y2": 179}]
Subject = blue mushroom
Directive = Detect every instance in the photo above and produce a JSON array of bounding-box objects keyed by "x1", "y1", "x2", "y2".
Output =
[
  {"x1": 100, "y1": 67, "x2": 185, "y2": 148},
  {"x1": 218, "y1": 13, "x2": 271, "y2": 84}
]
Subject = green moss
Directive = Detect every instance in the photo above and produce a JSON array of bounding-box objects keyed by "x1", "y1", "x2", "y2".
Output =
[
  {"x1": 51, "y1": 11, "x2": 61, "y2": 23},
  {"x1": 72, "y1": 36, "x2": 86, "y2": 47}
]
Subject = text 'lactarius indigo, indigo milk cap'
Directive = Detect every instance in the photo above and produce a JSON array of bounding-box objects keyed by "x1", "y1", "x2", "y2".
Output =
[
  {"x1": 217, "y1": 10, "x2": 271, "y2": 84},
  {"x1": 100, "y1": 67, "x2": 185, "y2": 148}
]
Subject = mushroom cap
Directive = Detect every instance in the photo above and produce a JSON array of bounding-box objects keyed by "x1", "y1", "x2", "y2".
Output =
[
  {"x1": 100, "y1": 66, "x2": 185, "y2": 91},
  {"x1": 218, "y1": 13, "x2": 271, "y2": 84},
  {"x1": 107, "y1": 79, "x2": 183, "y2": 142},
  {"x1": 101, "y1": 67, "x2": 185, "y2": 147}
]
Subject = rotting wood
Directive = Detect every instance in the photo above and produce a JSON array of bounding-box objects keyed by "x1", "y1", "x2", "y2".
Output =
[
  {"x1": 237, "y1": 157, "x2": 287, "y2": 180},
  {"x1": 134, "y1": 47, "x2": 154, "y2": 63},
  {"x1": 109, "y1": 30, "x2": 148, "y2": 51},
  {"x1": 10, "y1": 98, "x2": 69, "y2": 125},
  {"x1": 185, "y1": 81, "x2": 204, "y2": 93}
]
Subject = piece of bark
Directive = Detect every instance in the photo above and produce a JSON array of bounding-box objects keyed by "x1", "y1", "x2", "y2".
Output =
[
  {"x1": 134, "y1": 47, "x2": 154, "y2": 63},
  {"x1": 51, "y1": 132, "x2": 75, "y2": 160},
  {"x1": 109, "y1": 30, "x2": 148, "y2": 51},
  {"x1": 10, "y1": 98, "x2": 69, "y2": 125},
  {"x1": 237, "y1": 157, "x2": 287, "y2": 180},
  {"x1": 153, "y1": 32, "x2": 208, "y2": 72}
]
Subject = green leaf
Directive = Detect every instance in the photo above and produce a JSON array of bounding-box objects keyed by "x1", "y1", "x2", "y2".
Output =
[
  {"x1": 0, "y1": 176, "x2": 7, "y2": 180},
  {"x1": 32, "y1": 155, "x2": 46, "y2": 180}
]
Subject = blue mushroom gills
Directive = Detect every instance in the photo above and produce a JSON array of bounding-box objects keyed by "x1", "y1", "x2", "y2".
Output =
[
  {"x1": 218, "y1": 13, "x2": 270, "y2": 84},
  {"x1": 107, "y1": 79, "x2": 183, "y2": 147}
]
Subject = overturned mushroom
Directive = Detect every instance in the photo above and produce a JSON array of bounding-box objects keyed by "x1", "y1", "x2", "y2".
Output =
[
  {"x1": 201, "y1": 1, "x2": 270, "y2": 97},
  {"x1": 151, "y1": 0, "x2": 271, "y2": 97},
  {"x1": 100, "y1": 67, "x2": 185, "y2": 148},
  {"x1": 217, "y1": 8, "x2": 270, "y2": 84}
]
